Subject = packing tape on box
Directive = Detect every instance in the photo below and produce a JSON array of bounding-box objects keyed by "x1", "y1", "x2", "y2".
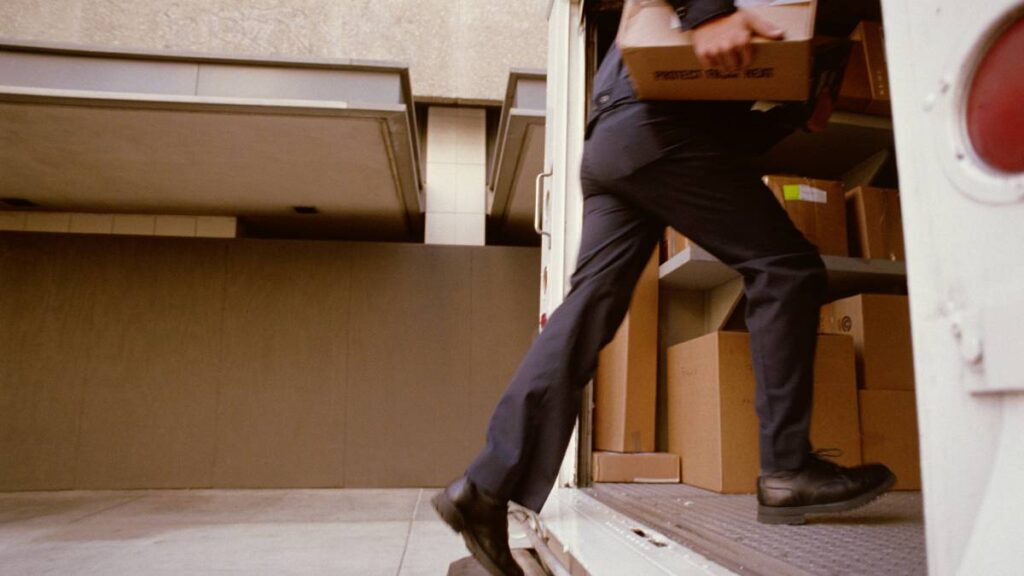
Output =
[{"x1": 783, "y1": 184, "x2": 829, "y2": 203}]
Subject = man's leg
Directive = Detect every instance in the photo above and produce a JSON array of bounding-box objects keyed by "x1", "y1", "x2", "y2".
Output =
[
  {"x1": 609, "y1": 146, "x2": 892, "y2": 523},
  {"x1": 606, "y1": 150, "x2": 824, "y2": 471},
  {"x1": 432, "y1": 188, "x2": 660, "y2": 575},
  {"x1": 466, "y1": 190, "x2": 661, "y2": 512}
]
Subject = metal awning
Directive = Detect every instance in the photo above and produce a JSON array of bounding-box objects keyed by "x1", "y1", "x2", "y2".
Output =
[
  {"x1": 0, "y1": 40, "x2": 423, "y2": 240},
  {"x1": 488, "y1": 69, "x2": 546, "y2": 244}
]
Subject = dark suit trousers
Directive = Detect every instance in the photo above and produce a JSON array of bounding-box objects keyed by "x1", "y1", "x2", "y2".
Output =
[{"x1": 466, "y1": 101, "x2": 827, "y2": 513}]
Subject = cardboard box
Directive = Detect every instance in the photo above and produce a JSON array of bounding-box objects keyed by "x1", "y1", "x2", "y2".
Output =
[
  {"x1": 617, "y1": 0, "x2": 817, "y2": 101},
  {"x1": 858, "y1": 21, "x2": 890, "y2": 116},
  {"x1": 859, "y1": 390, "x2": 920, "y2": 490},
  {"x1": 592, "y1": 451, "x2": 681, "y2": 483},
  {"x1": 666, "y1": 331, "x2": 861, "y2": 493},
  {"x1": 819, "y1": 294, "x2": 915, "y2": 390},
  {"x1": 594, "y1": 249, "x2": 659, "y2": 452},
  {"x1": 662, "y1": 227, "x2": 690, "y2": 262},
  {"x1": 835, "y1": 30, "x2": 871, "y2": 112},
  {"x1": 836, "y1": 21, "x2": 890, "y2": 115},
  {"x1": 846, "y1": 186, "x2": 904, "y2": 261},
  {"x1": 763, "y1": 175, "x2": 848, "y2": 256}
]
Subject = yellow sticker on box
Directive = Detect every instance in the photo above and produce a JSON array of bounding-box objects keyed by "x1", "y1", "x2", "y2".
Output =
[{"x1": 783, "y1": 184, "x2": 828, "y2": 204}]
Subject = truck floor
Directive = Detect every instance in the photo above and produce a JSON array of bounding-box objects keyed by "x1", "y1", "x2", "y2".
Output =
[{"x1": 586, "y1": 483, "x2": 925, "y2": 576}]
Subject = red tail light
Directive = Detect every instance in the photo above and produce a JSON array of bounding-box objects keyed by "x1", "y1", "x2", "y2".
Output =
[{"x1": 966, "y1": 14, "x2": 1024, "y2": 173}]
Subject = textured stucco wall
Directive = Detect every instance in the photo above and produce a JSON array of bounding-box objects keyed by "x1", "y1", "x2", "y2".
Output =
[{"x1": 0, "y1": 0, "x2": 549, "y2": 103}]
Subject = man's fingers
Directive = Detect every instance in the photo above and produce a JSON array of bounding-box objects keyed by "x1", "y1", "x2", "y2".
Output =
[
  {"x1": 698, "y1": 45, "x2": 747, "y2": 72},
  {"x1": 691, "y1": 11, "x2": 773, "y2": 72},
  {"x1": 719, "y1": 48, "x2": 740, "y2": 72},
  {"x1": 733, "y1": 29, "x2": 753, "y2": 69},
  {"x1": 739, "y1": 44, "x2": 753, "y2": 69},
  {"x1": 696, "y1": 47, "x2": 718, "y2": 70},
  {"x1": 746, "y1": 11, "x2": 785, "y2": 40}
]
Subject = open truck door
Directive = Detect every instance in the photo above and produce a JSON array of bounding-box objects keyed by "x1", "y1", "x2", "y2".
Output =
[
  {"x1": 531, "y1": 0, "x2": 1023, "y2": 574},
  {"x1": 883, "y1": 0, "x2": 1024, "y2": 573}
]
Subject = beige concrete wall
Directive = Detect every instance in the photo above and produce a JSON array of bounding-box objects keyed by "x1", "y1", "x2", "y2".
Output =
[
  {"x1": 0, "y1": 233, "x2": 539, "y2": 490},
  {"x1": 0, "y1": 0, "x2": 549, "y2": 103}
]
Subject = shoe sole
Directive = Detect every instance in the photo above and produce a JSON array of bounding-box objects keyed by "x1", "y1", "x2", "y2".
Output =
[
  {"x1": 757, "y1": 472, "x2": 898, "y2": 525},
  {"x1": 431, "y1": 491, "x2": 520, "y2": 576}
]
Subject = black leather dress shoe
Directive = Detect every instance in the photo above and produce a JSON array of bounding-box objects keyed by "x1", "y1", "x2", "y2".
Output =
[
  {"x1": 431, "y1": 477, "x2": 524, "y2": 576},
  {"x1": 757, "y1": 453, "x2": 896, "y2": 525}
]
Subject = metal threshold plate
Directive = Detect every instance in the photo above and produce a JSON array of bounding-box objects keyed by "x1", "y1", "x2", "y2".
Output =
[{"x1": 586, "y1": 484, "x2": 926, "y2": 576}]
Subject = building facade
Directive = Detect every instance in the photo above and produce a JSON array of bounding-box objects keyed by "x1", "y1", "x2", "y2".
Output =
[{"x1": 0, "y1": 0, "x2": 549, "y2": 490}]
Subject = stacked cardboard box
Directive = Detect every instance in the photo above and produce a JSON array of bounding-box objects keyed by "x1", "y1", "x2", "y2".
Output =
[
  {"x1": 846, "y1": 186, "x2": 904, "y2": 261},
  {"x1": 592, "y1": 451, "x2": 680, "y2": 483},
  {"x1": 858, "y1": 390, "x2": 919, "y2": 489},
  {"x1": 592, "y1": 249, "x2": 679, "y2": 482},
  {"x1": 837, "y1": 21, "x2": 891, "y2": 116},
  {"x1": 820, "y1": 294, "x2": 920, "y2": 489},
  {"x1": 665, "y1": 331, "x2": 861, "y2": 493},
  {"x1": 764, "y1": 175, "x2": 849, "y2": 256},
  {"x1": 662, "y1": 228, "x2": 690, "y2": 262},
  {"x1": 819, "y1": 294, "x2": 914, "y2": 392},
  {"x1": 594, "y1": 249, "x2": 659, "y2": 453}
]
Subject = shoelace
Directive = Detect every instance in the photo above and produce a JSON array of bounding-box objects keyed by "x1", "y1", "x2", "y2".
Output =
[{"x1": 808, "y1": 448, "x2": 845, "y2": 471}]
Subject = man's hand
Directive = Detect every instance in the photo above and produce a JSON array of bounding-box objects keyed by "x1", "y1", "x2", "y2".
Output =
[{"x1": 692, "y1": 10, "x2": 785, "y2": 72}]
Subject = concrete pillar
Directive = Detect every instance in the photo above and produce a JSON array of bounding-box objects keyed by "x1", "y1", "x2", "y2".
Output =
[{"x1": 424, "y1": 106, "x2": 487, "y2": 246}]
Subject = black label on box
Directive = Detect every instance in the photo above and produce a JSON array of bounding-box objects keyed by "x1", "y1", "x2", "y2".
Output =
[
  {"x1": 654, "y1": 69, "x2": 703, "y2": 81},
  {"x1": 653, "y1": 67, "x2": 776, "y2": 82}
]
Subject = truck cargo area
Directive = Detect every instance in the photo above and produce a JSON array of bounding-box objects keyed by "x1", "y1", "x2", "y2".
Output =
[{"x1": 540, "y1": 3, "x2": 932, "y2": 575}]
